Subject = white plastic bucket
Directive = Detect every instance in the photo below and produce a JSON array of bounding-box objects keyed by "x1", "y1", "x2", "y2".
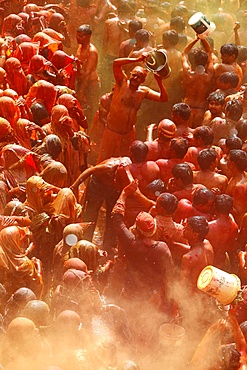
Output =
[
  {"x1": 197, "y1": 265, "x2": 241, "y2": 305},
  {"x1": 159, "y1": 323, "x2": 185, "y2": 349},
  {"x1": 188, "y1": 12, "x2": 216, "y2": 39}
]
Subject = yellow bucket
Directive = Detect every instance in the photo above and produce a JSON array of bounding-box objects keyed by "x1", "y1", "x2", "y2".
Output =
[{"x1": 197, "y1": 265, "x2": 241, "y2": 305}]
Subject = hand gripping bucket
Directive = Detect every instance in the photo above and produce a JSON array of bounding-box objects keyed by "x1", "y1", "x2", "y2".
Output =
[
  {"x1": 188, "y1": 12, "x2": 216, "y2": 39},
  {"x1": 159, "y1": 323, "x2": 185, "y2": 350},
  {"x1": 197, "y1": 265, "x2": 241, "y2": 305},
  {"x1": 145, "y1": 49, "x2": 171, "y2": 79}
]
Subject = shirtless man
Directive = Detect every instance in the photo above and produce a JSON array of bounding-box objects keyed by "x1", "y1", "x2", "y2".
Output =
[
  {"x1": 193, "y1": 148, "x2": 228, "y2": 193},
  {"x1": 182, "y1": 36, "x2": 214, "y2": 128},
  {"x1": 76, "y1": 24, "x2": 100, "y2": 127},
  {"x1": 70, "y1": 156, "x2": 131, "y2": 252},
  {"x1": 202, "y1": 91, "x2": 225, "y2": 126},
  {"x1": 173, "y1": 188, "x2": 215, "y2": 224},
  {"x1": 206, "y1": 194, "x2": 238, "y2": 270},
  {"x1": 119, "y1": 19, "x2": 143, "y2": 58},
  {"x1": 214, "y1": 43, "x2": 243, "y2": 91},
  {"x1": 97, "y1": 54, "x2": 168, "y2": 162},
  {"x1": 184, "y1": 126, "x2": 223, "y2": 170},
  {"x1": 168, "y1": 163, "x2": 206, "y2": 202},
  {"x1": 145, "y1": 119, "x2": 176, "y2": 161},
  {"x1": 172, "y1": 102, "x2": 194, "y2": 139},
  {"x1": 226, "y1": 149, "x2": 247, "y2": 225},
  {"x1": 180, "y1": 216, "x2": 214, "y2": 291},
  {"x1": 156, "y1": 137, "x2": 190, "y2": 185}
]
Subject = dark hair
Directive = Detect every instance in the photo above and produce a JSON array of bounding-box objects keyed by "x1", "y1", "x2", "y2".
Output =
[
  {"x1": 162, "y1": 30, "x2": 179, "y2": 46},
  {"x1": 172, "y1": 163, "x2": 193, "y2": 185},
  {"x1": 193, "y1": 188, "x2": 215, "y2": 206},
  {"x1": 193, "y1": 126, "x2": 214, "y2": 145},
  {"x1": 146, "y1": 179, "x2": 166, "y2": 197},
  {"x1": 189, "y1": 48, "x2": 208, "y2": 68},
  {"x1": 170, "y1": 16, "x2": 185, "y2": 32},
  {"x1": 225, "y1": 99, "x2": 243, "y2": 121},
  {"x1": 236, "y1": 119, "x2": 247, "y2": 140},
  {"x1": 77, "y1": 24, "x2": 92, "y2": 35},
  {"x1": 225, "y1": 135, "x2": 242, "y2": 150},
  {"x1": 170, "y1": 137, "x2": 188, "y2": 158},
  {"x1": 130, "y1": 140, "x2": 148, "y2": 162},
  {"x1": 229, "y1": 149, "x2": 247, "y2": 171},
  {"x1": 207, "y1": 91, "x2": 225, "y2": 104},
  {"x1": 197, "y1": 148, "x2": 217, "y2": 170},
  {"x1": 172, "y1": 102, "x2": 191, "y2": 120},
  {"x1": 215, "y1": 194, "x2": 233, "y2": 214},
  {"x1": 187, "y1": 216, "x2": 209, "y2": 241},
  {"x1": 135, "y1": 29, "x2": 150, "y2": 43},
  {"x1": 129, "y1": 19, "x2": 143, "y2": 34},
  {"x1": 219, "y1": 71, "x2": 239, "y2": 88},
  {"x1": 220, "y1": 43, "x2": 238, "y2": 58},
  {"x1": 156, "y1": 192, "x2": 178, "y2": 214}
]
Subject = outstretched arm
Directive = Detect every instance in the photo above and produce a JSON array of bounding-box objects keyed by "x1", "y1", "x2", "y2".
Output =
[{"x1": 182, "y1": 36, "x2": 199, "y2": 72}]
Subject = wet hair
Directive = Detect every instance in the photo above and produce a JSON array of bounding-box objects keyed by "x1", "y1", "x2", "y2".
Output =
[
  {"x1": 193, "y1": 188, "x2": 215, "y2": 206},
  {"x1": 207, "y1": 91, "x2": 225, "y2": 104},
  {"x1": 225, "y1": 135, "x2": 242, "y2": 150},
  {"x1": 225, "y1": 99, "x2": 243, "y2": 121},
  {"x1": 187, "y1": 216, "x2": 209, "y2": 241},
  {"x1": 229, "y1": 149, "x2": 247, "y2": 171},
  {"x1": 219, "y1": 71, "x2": 239, "y2": 88},
  {"x1": 178, "y1": 34, "x2": 188, "y2": 49},
  {"x1": 129, "y1": 19, "x2": 142, "y2": 34},
  {"x1": 170, "y1": 16, "x2": 185, "y2": 32},
  {"x1": 171, "y1": 4, "x2": 188, "y2": 18},
  {"x1": 170, "y1": 137, "x2": 189, "y2": 158},
  {"x1": 172, "y1": 163, "x2": 193, "y2": 185},
  {"x1": 220, "y1": 43, "x2": 238, "y2": 58},
  {"x1": 146, "y1": 179, "x2": 166, "y2": 197},
  {"x1": 162, "y1": 30, "x2": 179, "y2": 46},
  {"x1": 130, "y1": 140, "x2": 148, "y2": 162},
  {"x1": 193, "y1": 126, "x2": 214, "y2": 145},
  {"x1": 189, "y1": 48, "x2": 208, "y2": 68},
  {"x1": 77, "y1": 24, "x2": 92, "y2": 35},
  {"x1": 237, "y1": 45, "x2": 247, "y2": 64},
  {"x1": 135, "y1": 29, "x2": 150, "y2": 43},
  {"x1": 197, "y1": 148, "x2": 217, "y2": 170},
  {"x1": 215, "y1": 194, "x2": 233, "y2": 214},
  {"x1": 236, "y1": 119, "x2": 247, "y2": 140},
  {"x1": 172, "y1": 102, "x2": 191, "y2": 120},
  {"x1": 156, "y1": 192, "x2": 178, "y2": 214}
]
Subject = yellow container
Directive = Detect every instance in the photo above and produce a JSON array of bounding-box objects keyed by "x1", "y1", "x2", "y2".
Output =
[{"x1": 197, "y1": 265, "x2": 241, "y2": 305}]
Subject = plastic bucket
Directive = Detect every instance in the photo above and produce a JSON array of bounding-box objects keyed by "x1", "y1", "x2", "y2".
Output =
[
  {"x1": 159, "y1": 323, "x2": 185, "y2": 349},
  {"x1": 197, "y1": 265, "x2": 241, "y2": 305},
  {"x1": 145, "y1": 49, "x2": 171, "y2": 79},
  {"x1": 188, "y1": 12, "x2": 216, "y2": 39}
]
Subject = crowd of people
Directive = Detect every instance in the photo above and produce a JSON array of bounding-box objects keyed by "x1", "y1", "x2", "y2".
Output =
[{"x1": 0, "y1": 0, "x2": 247, "y2": 368}]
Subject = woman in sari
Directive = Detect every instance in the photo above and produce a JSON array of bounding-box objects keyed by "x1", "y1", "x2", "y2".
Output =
[
  {"x1": 14, "y1": 118, "x2": 46, "y2": 150},
  {"x1": 13, "y1": 41, "x2": 40, "y2": 74},
  {"x1": 50, "y1": 105, "x2": 90, "y2": 184},
  {"x1": 0, "y1": 225, "x2": 43, "y2": 297},
  {"x1": 0, "y1": 96, "x2": 20, "y2": 127},
  {"x1": 2, "y1": 14, "x2": 25, "y2": 37},
  {"x1": 24, "y1": 175, "x2": 82, "y2": 220},
  {"x1": 25, "y1": 79, "x2": 57, "y2": 116},
  {"x1": 0, "y1": 144, "x2": 40, "y2": 187},
  {"x1": 57, "y1": 92, "x2": 88, "y2": 131},
  {"x1": 51, "y1": 50, "x2": 77, "y2": 89},
  {"x1": 4, "y1": 57, "x2": 28, "y2": 96}
]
